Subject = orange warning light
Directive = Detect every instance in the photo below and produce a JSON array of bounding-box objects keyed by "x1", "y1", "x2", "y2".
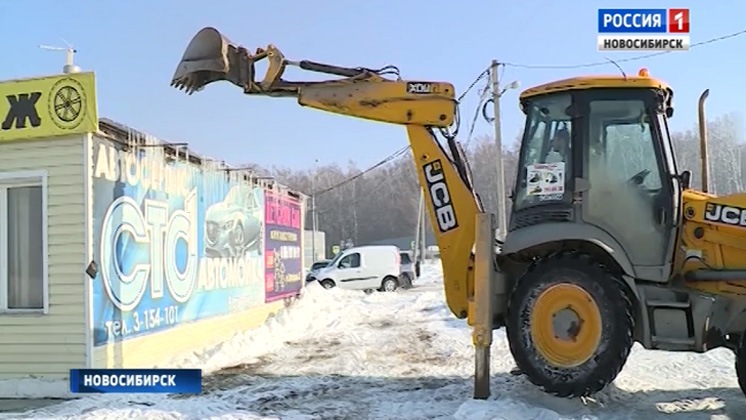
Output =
[{"x1": 638, "y1": 68, "x2": 649, "y2": 77}]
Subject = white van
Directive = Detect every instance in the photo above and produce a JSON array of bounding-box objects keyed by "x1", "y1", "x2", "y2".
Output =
[{"x1": 316, "y1": 245, "x2": 402, "y2": 292}]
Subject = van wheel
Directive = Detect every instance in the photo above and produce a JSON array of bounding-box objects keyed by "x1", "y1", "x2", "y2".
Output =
[
  {"x1": 320, "y1": 279, "x2": 335, "y2": 289},
  {"x1": 381, "y1": 276, "x2": 398, "y2": 292}
]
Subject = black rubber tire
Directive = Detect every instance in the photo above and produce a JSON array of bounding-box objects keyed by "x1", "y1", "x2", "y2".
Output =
[
  {"x1": 506, "y1": 251, "x2": 635, "y2": 398},
  {"x1": 320, "y1": 279, "x2": 335, "y2": 289},
  {"x1": 381, "y1": 276, "x2": 399, "y2": 292},
  {"x1": 735, "y1": 334, "x2": 746, "y2": 397},
  {"x1": 401, "y1": 273, "x2": 413, "y2": 289}
]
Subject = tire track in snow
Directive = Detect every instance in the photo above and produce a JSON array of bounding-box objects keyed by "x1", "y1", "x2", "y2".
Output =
[{"x1": 191, "y1": 283, "x2": 474, "y2": 419}]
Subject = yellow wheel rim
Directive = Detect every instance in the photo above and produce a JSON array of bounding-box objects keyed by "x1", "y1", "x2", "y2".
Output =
[{"x1": 530, "y1": 283, "x2": 602, "y2": 368}]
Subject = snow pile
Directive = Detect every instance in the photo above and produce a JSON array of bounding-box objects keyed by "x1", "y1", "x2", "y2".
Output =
[
  {"x1": 2, "y1": 260, "x2": 744, "y2": 419},
  {"x1": 160, "y1": 282, "x2": 354, "y2": 374},
  {"x1": 165, "y1": 260, "x2": 446, "y2": 376}
]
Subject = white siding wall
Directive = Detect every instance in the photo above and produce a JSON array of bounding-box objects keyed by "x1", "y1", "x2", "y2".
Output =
[{"x1": 0, "y1": 136, "x2": 86, "y2": 379}]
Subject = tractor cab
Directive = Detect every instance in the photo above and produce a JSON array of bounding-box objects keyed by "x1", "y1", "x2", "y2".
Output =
[{"x1": 503, "y1": 69, "x2": 685, "y2": 283}]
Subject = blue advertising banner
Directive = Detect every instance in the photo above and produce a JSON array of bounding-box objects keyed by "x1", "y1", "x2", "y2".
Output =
[
  {"x1": 91, "y1": 139, "x2": 266, "y2": 346},
  {"x1": 264, "y1": 190, "x2": 303, "y2": 302}
]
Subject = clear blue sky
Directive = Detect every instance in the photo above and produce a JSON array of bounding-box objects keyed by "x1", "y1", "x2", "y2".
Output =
[{"x1": 2, "y1": 1, "x2": 743, "y2": 170}]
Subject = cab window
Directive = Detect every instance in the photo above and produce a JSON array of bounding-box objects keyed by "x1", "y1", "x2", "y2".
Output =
[
  {"x1": 338, "y1": 253, "x2": 360, "y2": 269},
  {"x1": 590, "y1": 99, "x2": 662, "y2": 190}
]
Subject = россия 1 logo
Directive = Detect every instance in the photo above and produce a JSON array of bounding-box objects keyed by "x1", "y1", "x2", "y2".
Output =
[{"x1": 597, "y1": 9, "x2": 690, "y2": 52}]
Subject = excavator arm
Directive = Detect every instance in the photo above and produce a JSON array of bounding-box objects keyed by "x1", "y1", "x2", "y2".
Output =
[{"x1": 170, "y1": 27, "x2": 485, "y2": 320}]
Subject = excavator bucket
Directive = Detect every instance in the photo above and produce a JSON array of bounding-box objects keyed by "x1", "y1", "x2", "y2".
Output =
[{"x1": 171, "y1": 27, "x2": 253, "y2": 94}]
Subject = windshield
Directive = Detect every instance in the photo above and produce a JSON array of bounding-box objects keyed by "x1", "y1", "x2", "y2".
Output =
[
  {"x1": 514, "y1": 93, "x2": 572, "y2": 209},
  {"x1": 399, "y1": 253, "x2": 412, "y2": 264},
  {"x1": 328, "y1": 252, "x2": 345, "y2": 266}
]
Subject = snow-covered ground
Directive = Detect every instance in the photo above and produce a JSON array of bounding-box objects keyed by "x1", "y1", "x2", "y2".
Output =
[{"x1": 2, "y1": 262, "x2": 745, "y2": 419}]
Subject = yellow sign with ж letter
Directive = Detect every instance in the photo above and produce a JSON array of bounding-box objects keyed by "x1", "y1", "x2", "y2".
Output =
[{"x1": 0, "y1": 72, "x2": 98, "y2": 142}]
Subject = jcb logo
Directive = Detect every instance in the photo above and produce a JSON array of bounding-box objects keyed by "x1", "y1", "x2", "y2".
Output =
[
  {"x1": 704, "y1": 202, "x2": 746, "y2": 227},
  {"x1": 2, "y1": 92, "x2": 42, "y2": 130},
  {"x1": 406, "y1": 82, "x2": 433, "y2": 94},
  {"x1": 423, "y1": 160, "x2": 458, "y2": 232}
]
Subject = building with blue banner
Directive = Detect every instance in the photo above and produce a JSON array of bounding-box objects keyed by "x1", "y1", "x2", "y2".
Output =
[
  {"x1": 0, "y1": 70, "x2": 306, "y2": 388},
  {"x1": 91, "y1": 120, "x2": 306, "y2": 369}
]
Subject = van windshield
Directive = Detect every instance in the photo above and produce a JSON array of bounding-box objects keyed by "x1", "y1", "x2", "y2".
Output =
[{"x1": 329, "y1": 252, "x2": 345, "y2": 266}]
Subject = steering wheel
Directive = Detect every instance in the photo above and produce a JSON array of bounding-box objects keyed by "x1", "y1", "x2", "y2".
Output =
[{"x1": 628, "y1": 169, "x2": 651, "y2": 187}]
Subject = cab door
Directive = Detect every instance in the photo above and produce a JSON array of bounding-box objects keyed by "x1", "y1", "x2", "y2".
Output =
[
  {"x1": 578, "y1": 89, "x2": 679, "y2": 281},
  {"x1": 336, "y1": 252, "x2": 370, "y2": 289}
]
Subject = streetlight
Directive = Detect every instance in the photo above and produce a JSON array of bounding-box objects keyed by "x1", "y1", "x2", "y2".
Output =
[{"x1": 501, "y1": 80, "x2": 520, "y2": 96}]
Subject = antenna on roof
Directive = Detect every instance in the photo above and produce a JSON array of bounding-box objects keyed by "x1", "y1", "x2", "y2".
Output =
[
  {"x1": 603, "y1": 56, "x2": 627, "y2": 80},
  {"x1": 39, "y1": 39, "x2": 81, "y2": 74}
]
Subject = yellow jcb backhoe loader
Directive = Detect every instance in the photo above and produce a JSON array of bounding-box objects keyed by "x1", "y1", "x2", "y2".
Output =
[{"x1": 170, "y1": 27, "x2": 746, "y2": 399}]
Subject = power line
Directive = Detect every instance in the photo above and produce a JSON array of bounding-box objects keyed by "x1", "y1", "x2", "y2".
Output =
[
  {"x1": 313, "y1": 146, "x2": 410, "y2": 197},
  {"x1": 511, "y1": 0, "x2": 551, "y2": 40},
  {"x1": 458, "y1": 69, "x2": 489, "y2": 102},
  {"x1": 311, "y1": 68, "x2": 491, "y2": 198},
  {"x1": 502, "y1": 28, "x2": 746, "y2": 70},
  {"x1": 314, "y1": 150, "x2": 413, "y2": 215},
  {"x1": 464, "y1": 84, "x2": 491, "y2": 147}
]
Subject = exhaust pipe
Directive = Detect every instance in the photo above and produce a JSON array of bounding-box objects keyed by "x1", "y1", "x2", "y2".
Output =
[
  {"x1": 698, "y1": 89, "x2": 710, "y2": 193},
  {"x1": 171, "y1": 27, "x2": 253, "y2": 94}
]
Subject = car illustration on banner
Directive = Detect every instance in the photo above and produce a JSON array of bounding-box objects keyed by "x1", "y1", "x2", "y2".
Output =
[{"x1": 205, "y1": 185, "x2": 263, "y2": 258}]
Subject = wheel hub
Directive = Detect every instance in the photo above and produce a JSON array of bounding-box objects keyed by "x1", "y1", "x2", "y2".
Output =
[
  {"x1": 530, "y1": 283, "x2": 602, "y2": 368},
  {"x1": 552, "y1": 306, "x2": 583, "y2": 341}
]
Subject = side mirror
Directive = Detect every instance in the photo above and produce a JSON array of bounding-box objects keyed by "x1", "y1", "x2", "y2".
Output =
[{"x1": 679, "y1": 170, "x2": 691, "y2": 190}]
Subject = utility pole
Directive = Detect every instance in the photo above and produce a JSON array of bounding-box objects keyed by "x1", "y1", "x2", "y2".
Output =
[
  {"x1": 310, "y1": 159, "x2": 319, "y2": 262},
  {"x1": 420, "y1": 201, "x2": 427, "y2": 262},
  {"x1": 491, "y1": 60, "x2": 508, "y2": 241},
  {"x1": 414, "y1": 191, "x2": 424, "y2": 261},
  {"x1": 472, "y1": 61, "x2": 519, "y2": 400},
  {"x1": 352, "y1": 177, "x2": 358, "y2": 244}
]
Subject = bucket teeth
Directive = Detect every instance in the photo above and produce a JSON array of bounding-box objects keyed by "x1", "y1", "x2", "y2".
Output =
[
  {"x1": 171, "y1": 76, "x2": 202, "y2": 95},
  {"x1": 170, "y1": 27, "x2": 237, "y2": 95}
]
